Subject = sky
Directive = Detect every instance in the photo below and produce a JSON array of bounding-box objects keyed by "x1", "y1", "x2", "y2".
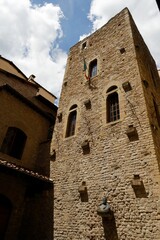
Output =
[{"x1": 0, "y1": 0, "x2": 160, "y2": 100}]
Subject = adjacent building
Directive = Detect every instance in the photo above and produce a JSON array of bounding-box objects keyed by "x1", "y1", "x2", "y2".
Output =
[{"x1": 0, "y1": 55, "x2": 57, "y2": 240}]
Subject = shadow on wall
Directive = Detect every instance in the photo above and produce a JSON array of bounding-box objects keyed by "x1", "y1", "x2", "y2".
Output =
[
  {"x1": 18, "y1": 184, "x2": 54, "y2": 240},
  {"x1": 102, "y1": 211, "x2": 118, "y2": 240}
]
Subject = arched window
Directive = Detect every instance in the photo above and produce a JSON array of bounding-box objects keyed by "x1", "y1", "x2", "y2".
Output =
[
  {"x1": 1, "y1": 127, "x2": 27, "y2": 159},
  {"x1": 106, "y1": 86, "x2": 120, "y2": 122},
  {"x1": 89, "y1": 59, "x2": 97, "y2": 78},
  {"x1": 0, "y1": 194, "x2": 12, "y2": 240},
  {"x1": 66, "y1": 105, "x2": 77, "y2": 137}
]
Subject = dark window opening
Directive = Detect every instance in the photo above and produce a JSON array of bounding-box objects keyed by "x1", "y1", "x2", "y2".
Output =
[
  {"x1": 107, "y1": 86, "x2": 117, "y2": 93},
  {"x1": 66, "y1": 110, "x2": 77, "y2": 137},
  {"x1": 1, "y1": 127, "x2": 27, "y2": 159},
  {"x1": 89, "y1": 59, "x2": 97, "y2": 78},
  {"x1": 107, "y1": 87, "x2": 120, "y2": 123},
  {"x1": 0, "y1": 194, "x2": 12, "y2": 240},
  {"x1": 70, "y1": 104, "x2": 77, "y2": 110},
  {"x1": 82, "y1": 42, "x2": 87, "y2": 50}
]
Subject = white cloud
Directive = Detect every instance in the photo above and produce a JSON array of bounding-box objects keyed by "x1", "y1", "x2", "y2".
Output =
[
  {"x1": 1, "y1": 0, "x2": 160, "y2": 101},
  {"x1": 85, "y1": 0, "x2": 160, "y2": 68},
  {"x1": 0, "y1": 0, "x2": 67, "y2": 98}
]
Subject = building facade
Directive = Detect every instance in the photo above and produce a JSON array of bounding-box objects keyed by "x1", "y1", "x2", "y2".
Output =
[
  {"x1": 51, "y1": 8, "x2": 160, "y2": 240},
  {"x1": 0, "y1": 56, "x2": 57, "y2": 240}
]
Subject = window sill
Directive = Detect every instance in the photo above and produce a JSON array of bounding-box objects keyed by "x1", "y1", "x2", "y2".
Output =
[
  {"x1": 90, "y1": 75, "x2": 98, "y2": 81},
  {"x1": 106, "y1": 119, "x2": 122, "y2": 126},
  {"x1": 64, "y1": 134, "x2": 76, "y2": 140}
]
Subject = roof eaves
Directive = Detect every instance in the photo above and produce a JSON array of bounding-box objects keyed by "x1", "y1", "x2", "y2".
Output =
[
  {"x1": 0, "y1": 55, "x2": 28, "y2": 80},
  {"x1": 0, "y1": 158, "x2": 53, "y2": 184},
  {"x1": 0, "y1": 84, "x2": 55, "y2": 121}
]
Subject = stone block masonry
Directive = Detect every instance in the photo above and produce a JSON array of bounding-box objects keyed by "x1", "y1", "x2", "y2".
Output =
[{"x1": 51, "y1": 8, "x2": 160, "y2": 240}]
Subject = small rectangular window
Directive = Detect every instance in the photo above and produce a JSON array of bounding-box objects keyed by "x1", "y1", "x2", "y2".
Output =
[
  {"x1": 66, "y1": 105, "x2": 77, "y2": 138},
  {"x1": 89, "y1": 59, "x2": 97, "y2": 78},
  {"x1": 82, "y1": 42, "x2": 87, "y2": 50},
  {"x1": 106, "y1": 86, "x2": 120, "y2": 123}
]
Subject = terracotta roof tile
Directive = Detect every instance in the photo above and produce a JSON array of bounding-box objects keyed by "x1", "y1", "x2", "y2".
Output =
[{"x1": 0, "y1": 158, "x2": 52, "y2": 183}]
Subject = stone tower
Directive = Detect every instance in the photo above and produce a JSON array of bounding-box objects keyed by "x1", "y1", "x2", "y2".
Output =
[{"x1": 51, "y1": 8, "x2": 160, "y2": 240}]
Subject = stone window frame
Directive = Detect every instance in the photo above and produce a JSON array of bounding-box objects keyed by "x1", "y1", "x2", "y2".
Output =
[
  {"x1": 89, "y1": 59, "x2": 97, "y2": 79},
  {"x1": 81, "y1": 41, "x2": 87, "y2": 50},
  {"x1": 101, "y1": 82, "x2": 125, "y2": 126},
  {"x1": 1, "y1": 127, "x2": 27, "y2": 160},
  {"x1": 106, "y1": 86, "x2": 120, "y2": 123},
  {"x1": 65, "y1": 104, "x2": 78, "y2": 138}
]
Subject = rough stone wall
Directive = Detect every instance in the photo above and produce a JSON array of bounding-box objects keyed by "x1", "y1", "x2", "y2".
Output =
[
  {"x1": 51, "y1": 8, "x2": 160, "y2": 240},
  {"x1": 130, "y1": 13, "x2": 160, "y2": 177}
]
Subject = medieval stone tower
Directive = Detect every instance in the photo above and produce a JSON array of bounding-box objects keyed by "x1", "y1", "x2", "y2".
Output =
[{"x1": 51, "y1": 8, "x2": 160, "y2": 240}]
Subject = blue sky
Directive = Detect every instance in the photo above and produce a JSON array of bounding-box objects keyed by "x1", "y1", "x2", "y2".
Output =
[
  {"x1": 32, "y1": 0, "x2": 92, "y2": 52},
  {"x1": 0, "y1": 0, "x2": 160, "y2": 99}
]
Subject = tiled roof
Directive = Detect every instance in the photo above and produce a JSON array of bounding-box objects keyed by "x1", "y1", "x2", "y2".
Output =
[{"x1": 0, "y1": 158, "x2": 53, "y2": 184}]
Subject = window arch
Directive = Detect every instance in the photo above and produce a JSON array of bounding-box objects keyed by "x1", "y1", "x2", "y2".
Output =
[
  {"x1": 89, "y1": 59, "x2": 97, "y2": 78},
  {"x1": 1, "y1": 127, "x2": 27, "y2": 159},
  {"x1": 0, "y1": 194, "x2": 12, "y2": 240},
  {"x1": 66, "y1": 105, "x2": 77, "y2": 137},
  {"x1": 106, "y1": 86, "x2": 120, "y2": 123}
]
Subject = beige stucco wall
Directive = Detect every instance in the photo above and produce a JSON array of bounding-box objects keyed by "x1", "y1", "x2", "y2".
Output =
[
  {"x1": 0, "y1": 90, "x2": 50, "y2": 174},
  {"x1": 0, "y1": 58, "x2": 26, "y2": 80},
  {"x1": 0, "y1": 63, "x2": 54, "y2": 240}
]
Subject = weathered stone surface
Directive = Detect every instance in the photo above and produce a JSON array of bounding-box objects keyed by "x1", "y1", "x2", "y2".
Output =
[{"x1": 51, "y1": 8, "x2": 160, "y2": 240}]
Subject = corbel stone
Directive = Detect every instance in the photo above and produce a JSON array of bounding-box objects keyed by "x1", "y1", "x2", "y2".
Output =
[
  {"x1": 84, "y1": 99, "x2": 91, "y2": 109},
  {"x1": 78, "y1": 182, "x2": 88, "y2": 202},
  {"x1": 131, "y1": 175, "x2": 147, "y2": 198},
  {"x1": 126, "y1": 125, "x2": 139, "y2": 141},
  {"x1": 81, "y1": 140, "x2": 90, "y2": 154},
  {"x1": 122, "y1": 81, "x2": 132, "y2": 92}
]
